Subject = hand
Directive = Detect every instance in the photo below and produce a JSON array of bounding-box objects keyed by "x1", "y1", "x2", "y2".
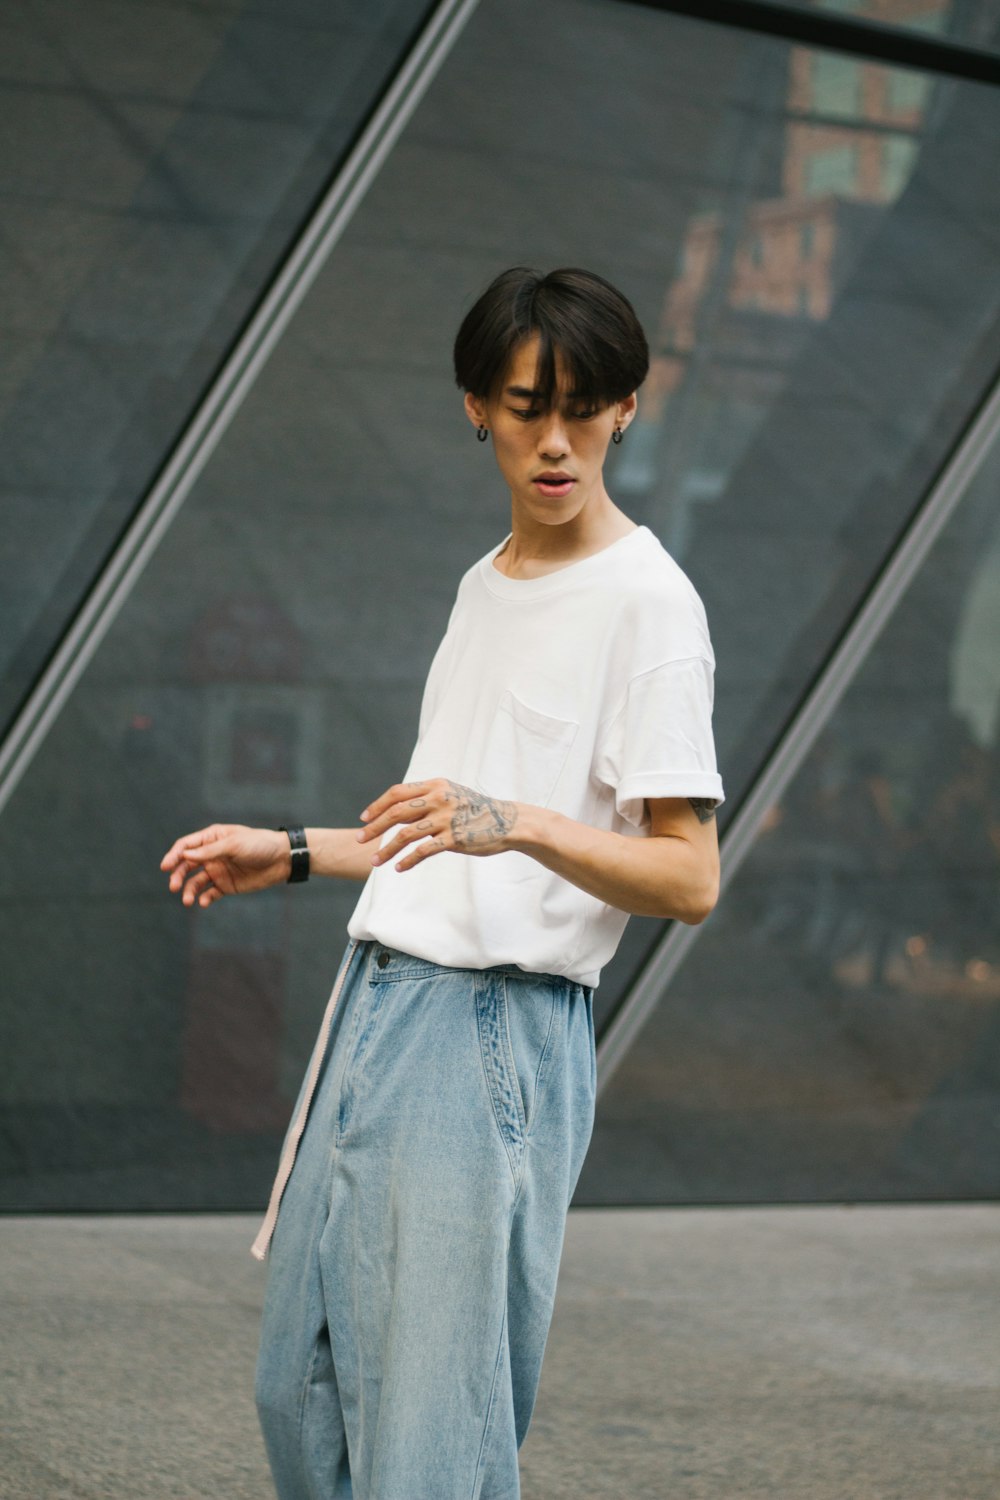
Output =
[
  {"x1": 357, "y1": 779, "x2": 519, "y2": 872},
  {"x1": 160, "y1": 823, "x2": 291, "y2": 908}
]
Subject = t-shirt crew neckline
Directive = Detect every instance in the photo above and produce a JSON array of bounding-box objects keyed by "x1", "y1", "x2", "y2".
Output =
[{"x1": 480, "y1": 524, "x2": 651, "y2": 600}]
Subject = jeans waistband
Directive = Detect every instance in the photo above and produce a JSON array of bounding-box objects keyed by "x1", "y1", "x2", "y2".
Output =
[{"x1": 360, "y1": 939, "x2": 579, "y2": 990}]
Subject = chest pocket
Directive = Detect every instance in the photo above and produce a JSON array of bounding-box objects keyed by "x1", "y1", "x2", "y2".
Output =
[{"x1": 473, "y1": 690, "x2": 578, "y2": 808}]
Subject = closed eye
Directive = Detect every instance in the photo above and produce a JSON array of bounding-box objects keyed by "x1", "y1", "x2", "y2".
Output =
[{"x1": 508, "y1": 407, "x2": 599, "y2": 421}]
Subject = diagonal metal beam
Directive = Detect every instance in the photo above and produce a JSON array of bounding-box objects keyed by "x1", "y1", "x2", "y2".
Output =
[
  {"x1": 0, "y1": 0, "x2": 482, "y2": 819},
  {"x1": 597, "y1": 360, "x2": 1000, "y2": 1093},
  {"x1": 614, "y1": 0, "x2": 1000, "y2": 86}
]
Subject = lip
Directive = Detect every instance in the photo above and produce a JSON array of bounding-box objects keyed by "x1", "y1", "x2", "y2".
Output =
[{"x1": 532, "y1": 472, "x2": 576, "y2": 497}]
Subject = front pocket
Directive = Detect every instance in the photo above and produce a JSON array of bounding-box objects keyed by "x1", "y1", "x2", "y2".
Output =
[
  {"x1": 476, "y1": 975, "x2": 525, "y2": 1180},
  {"x1": 473, "y1": 690, "x2": 578, "y2": 807}
]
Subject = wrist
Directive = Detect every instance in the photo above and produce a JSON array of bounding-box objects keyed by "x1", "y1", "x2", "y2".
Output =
[
  {"x1": 277, "y1": 825, "x2": 309, "y2": 882},
  {"x1": 305, "y1": 827, "x2": 377, "y2": 881},
  {"x1": 505, "y1": 802, "x2": 556, "y2": 855}
]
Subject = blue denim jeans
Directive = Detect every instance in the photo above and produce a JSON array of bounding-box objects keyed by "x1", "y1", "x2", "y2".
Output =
[{"x1": 254, "y1": 937, "x2": 596, "y2": 1500}]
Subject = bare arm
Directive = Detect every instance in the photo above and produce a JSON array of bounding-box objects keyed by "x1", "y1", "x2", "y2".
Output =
[
  {"x1": 162, "y1": 790, "x2": 720, "y2": 923},
  {"x1": 356, "y1": 781, "x2": 720, "y2": 924},
  {"x1": 305, "y1": 826, "x2": 377, "y2": 881},
  {"x1": 161, "y1": 823, "x2": 371, "y2": 908},
  {"x1": 508, "y1": 796, "x2": 719, "y2": 923}
]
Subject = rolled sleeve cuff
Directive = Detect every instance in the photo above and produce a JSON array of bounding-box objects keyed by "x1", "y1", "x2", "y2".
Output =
[{"x1": 615, "y1": 770, "x2": 726, "y2": 828}]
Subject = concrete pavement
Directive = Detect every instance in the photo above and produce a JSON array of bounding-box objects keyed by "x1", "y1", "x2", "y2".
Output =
[{"x1": 1, "y1": 1206, "x2": 997, "y2": 1498}]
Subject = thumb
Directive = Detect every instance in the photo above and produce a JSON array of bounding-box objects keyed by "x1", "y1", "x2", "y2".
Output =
[{"x1": 181, "y1": 835, "x2": 233, "y2": 865}]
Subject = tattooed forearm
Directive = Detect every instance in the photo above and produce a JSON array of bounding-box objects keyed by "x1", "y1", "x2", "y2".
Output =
[
  {"x1": 446, "y1": 781, "x2": 518, "y2": 847},
  {"x1": 688, "y1": 797, "x2": 719, "y2": 825}
]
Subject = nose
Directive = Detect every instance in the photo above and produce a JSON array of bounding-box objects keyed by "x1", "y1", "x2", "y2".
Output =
[{"x1": 537, "y1": 409, "x2": 570, "y2": 459}]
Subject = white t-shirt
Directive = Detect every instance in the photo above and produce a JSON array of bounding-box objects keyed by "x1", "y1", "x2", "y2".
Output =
[{"x1": 347, "y1": 524, "x2": 725, "y2": 986}]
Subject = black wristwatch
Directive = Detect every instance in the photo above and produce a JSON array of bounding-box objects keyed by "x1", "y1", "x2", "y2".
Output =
[{"x1": 278, "y1": 825, "x2": 310, "y2": 883}]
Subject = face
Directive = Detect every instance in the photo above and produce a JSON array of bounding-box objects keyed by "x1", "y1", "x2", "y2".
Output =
[{"x1": 465, "y1": 334, "x2": 637, "y2": 527}]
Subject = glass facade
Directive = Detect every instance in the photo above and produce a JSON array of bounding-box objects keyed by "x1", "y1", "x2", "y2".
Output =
[
  {"x1": 0, "y1": 0, "x2": 433, "y2": 733},
  {"x1": 1, "y1": 0, "x2": 999, "y2": 1209},
  {"x1": 580, "y1": 429, "x2": 1000, "y2": 1202}
]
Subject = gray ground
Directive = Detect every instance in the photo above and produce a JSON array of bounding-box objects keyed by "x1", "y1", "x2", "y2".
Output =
[{"x1": 1, "y1": 1206, "x2": 997, "y2": 1499}]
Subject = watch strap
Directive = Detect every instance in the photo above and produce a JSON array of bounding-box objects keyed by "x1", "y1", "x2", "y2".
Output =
[{"x1": 278, "y1": 825, "x2": 310, "y2": 883}]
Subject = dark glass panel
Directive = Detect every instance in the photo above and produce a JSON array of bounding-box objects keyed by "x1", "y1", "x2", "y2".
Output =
[
  {"x1": 581, "y1": 426, "x2": 1000, "y2": 1203},
  {"x1": 599, "y1": 12, "x2": 1000, "y2": 1033},
  {"x1": 1, "y1": 0, "x2": 999, "y2": 1207},
  {"x1": 0, "y1": 0, "x2": 433, "y2": 731}
]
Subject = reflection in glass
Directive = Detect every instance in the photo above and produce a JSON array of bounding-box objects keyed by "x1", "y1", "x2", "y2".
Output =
[
  {"x1": 582, "y1": 434, "x2": 1000, "y2": 1203},
  {"x1": 0, "y1": 0, "x2": 431, "y2": 733},
  {"x1": 2, "y1": 0, "x2": 1000, "y2": 1209},
  {"x1": 616, "y1": 29, "x2": 938, "y2": 534}
]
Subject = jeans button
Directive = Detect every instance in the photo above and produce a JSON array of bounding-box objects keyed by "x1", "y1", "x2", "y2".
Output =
[{"x1": 376, "y1": 950, "x2": 390, "y2": 969}]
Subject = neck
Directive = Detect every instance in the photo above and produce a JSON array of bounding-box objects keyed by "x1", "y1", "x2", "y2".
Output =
[{"x1": 496, "y1": 493, "x2": 638, "y2": 579}]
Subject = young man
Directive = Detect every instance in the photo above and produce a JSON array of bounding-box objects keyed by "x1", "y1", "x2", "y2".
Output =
[{"x1": 161, "y1": 266, "x2": 725, "y2": 1500}]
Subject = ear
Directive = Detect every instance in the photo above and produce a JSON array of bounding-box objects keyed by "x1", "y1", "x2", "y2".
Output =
[
  {"x1": 615, "y1": 391, "x2": 639, "y2": 432},
  {"x1": 464, "y1": 391, "x2": 488, "y2": 430}
]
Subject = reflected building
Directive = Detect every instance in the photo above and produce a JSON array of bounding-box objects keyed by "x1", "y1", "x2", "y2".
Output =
[{"x1": 620, "y1": 0, "x2": 948, "y2": 542}]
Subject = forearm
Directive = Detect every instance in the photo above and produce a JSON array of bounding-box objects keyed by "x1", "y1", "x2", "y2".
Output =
[
  {"x1": 304, "y1": 826, "x2": 374, "y2": 881},
  {"x1": 508, "y1": 805, "x2": 714, "y2": 923}
]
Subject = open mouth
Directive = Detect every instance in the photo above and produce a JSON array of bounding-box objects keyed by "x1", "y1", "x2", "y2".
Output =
[{"x1": 533, "y1": 473, "x2": 575, "y2": 497}]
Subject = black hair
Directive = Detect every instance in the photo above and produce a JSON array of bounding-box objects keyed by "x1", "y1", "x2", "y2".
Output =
[{"x1": 453, "y1": 266, "x2": 649, "y2": 412}]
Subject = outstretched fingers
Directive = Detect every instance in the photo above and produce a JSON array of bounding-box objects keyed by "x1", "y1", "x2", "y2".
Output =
[
  {"x1": 359, "y1": 782, "x2": 433, "y2": 830},
  {"x1": 356, "y1": 778, "x2": 517, "y2": 870},
  {"x1": 393, "y1": 832, "x2": 448, "y2": 872},
  {"x1": 161, "y1": 825, "x2": 222, "y2": 870},
  {"x1": 373, "y1": 819, "x2": 445, "y2": 869},
  {"x1": 161, "y1": 826, "x2": 232, "y2": 908},
  {"x1": 182, "y1": 867, "x2": 220, "y2": 908}
]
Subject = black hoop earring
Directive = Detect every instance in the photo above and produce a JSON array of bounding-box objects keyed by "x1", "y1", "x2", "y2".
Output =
[
  {"x1": 476, "y1": 425, "x2": 489, "y2": 443},
  {"x1": 612, "y1": 427, "x2": 623, "y2": 445}
]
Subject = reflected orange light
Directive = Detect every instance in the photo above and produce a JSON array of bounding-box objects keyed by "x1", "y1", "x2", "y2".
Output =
[{"x1": 966, "y1": 959, "x2": 993, "y2": 983}]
